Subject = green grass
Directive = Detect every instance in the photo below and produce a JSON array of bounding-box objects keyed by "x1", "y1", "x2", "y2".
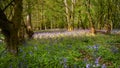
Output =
[{"x1": 0, "y1": 34, "x2": 120, "y2": 68}]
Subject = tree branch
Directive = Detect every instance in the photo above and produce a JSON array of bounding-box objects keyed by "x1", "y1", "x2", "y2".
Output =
[{"x1": 2, "y1": 0, "x2": 14, "y2": 12}]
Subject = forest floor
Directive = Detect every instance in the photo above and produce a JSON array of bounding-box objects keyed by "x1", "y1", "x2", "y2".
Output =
[
  {"x1": 0, "y1": 29, "x2": 120, "y2": 67},
  {"x1": 33, "y1": 29, "x2": 120, "y2": 39}
]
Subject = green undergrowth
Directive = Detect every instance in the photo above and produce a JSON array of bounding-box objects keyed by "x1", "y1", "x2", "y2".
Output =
[{"x1": 0, "y1": 34, "x2": 120, "y2": 68}]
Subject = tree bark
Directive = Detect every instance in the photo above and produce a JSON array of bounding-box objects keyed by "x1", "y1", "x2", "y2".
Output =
[
  {"x1": 64, "y1": 0, "x2": 75, "y2": 31},
  {"x1": 25, "y1": 14, "x2": 34, "y2": 38},
  {"x1": 25, "y1": 1, "x2": 34, "y2": 38},
  {"x1": 0, "y1": 8, "x2": 19, "y2": 55},
  {"x1": 0, "y1": 0, "x2": 23, "y2": 55},
  {"x1": 64, "y1": 0, "x2": 71, "y2": 31},
  {"x1": 87, "y1": 0, "x2": 96, "y2": 35}
]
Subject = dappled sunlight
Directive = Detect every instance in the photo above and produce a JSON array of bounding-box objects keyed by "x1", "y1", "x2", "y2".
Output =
[
  {"x1": 33, "y1": 29, "x2": 90, "y2": 39},
  {"x1": 0, "y1": 0, "x2": 120, "y2": 67}
]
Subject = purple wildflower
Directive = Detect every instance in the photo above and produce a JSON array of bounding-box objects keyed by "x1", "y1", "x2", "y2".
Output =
[
  {"x1": 88, "y1": 44, "x2": 99, "y2": 51},
  {"x1": 95, "y1": 57, "x2": 101, "y2": 65},
  {"x1": 19, "y1": 48, "x2": 23, "y2": 52},
  {"x1": 88, "y1": 45, "x2": 93, "y2": 49},
  {"x1": 95, "y1": 58, "x2": 99, "y2": 64},
  {"x1": 64, "y1": 64, "x2": 67, "y2": 68},
  {"x1": 110, "y1": 46, "x2": 118, "y2": 54},
  {"x1": 93, "y1": 44, "x2": 99, "y2": 51},
  {"x1": 29, "y1": 51, "x2": 33, "y2": 56},
  {"x1": 63, "y1": 58, "x2": 67, "y2": 63},
  {"x1": 86, "y1": 64, "x2": 90, "y2": 68},
  {"x1": 63, "y1": 58, "x2": 67, "y2": 68}
]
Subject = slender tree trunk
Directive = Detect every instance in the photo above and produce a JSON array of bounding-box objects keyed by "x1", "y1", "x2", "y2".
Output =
[
  {"x1": 64, "y1": 0, "x2": 75, "y2": 31},
  {"x1": 98, "y1": 0, "x2": 103, "y2": 30},
  {"x1": 87, "y1": 0, "x2": 95, "y2": 35},
  {"x1": 71, "y1": 0, "x2": 75, "y2": 29},
  {"x1": 64, "y1": 0, "x2": 71, "y2": 31},
  {"x1": 25, "y1": 1, "x2": 34, "y2": 38},
  {"x1": 50, "y1": 19, "x2": 53, "y2": 29},
  {"x1": 26, "y1": 14, "x2": 34, "y2": 38},
  {"x1": 106, "y1": 0, "x2": 112, "y2": 34}
]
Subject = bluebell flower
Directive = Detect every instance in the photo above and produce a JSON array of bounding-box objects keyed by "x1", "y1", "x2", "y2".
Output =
[
  {"x1": 29, "y1": 51, "x2": 33, "y2": 56},
  {"x1": 63, "y1": 58, "x2": 67, "y2": 68},
  {"x1": 95, "y1": 57, "x2": 100, "y2": 65},
  {"x1": 101, "y1": 64, "x2": 106, "y2": 68},
  {"x1": 88, "y1": 44, "x2": 99, "y2": 51},
  {"x1": 95, "y1": 57, "x2": 101, "y2": 67},
  {"x1": 88, "y1": 45, "x2": 93, "y2": 49},
  {"x1": 86, "y1": 64, "x2": 90, "y2": 68},
  {"x1": 95, "y1": 58, "x2": 99, "y2": 64},
  {"x1": 60, "y1": 57, "x2": 67, "y2": 64},
  {"x1": 19, "y1": 48, "x2": 23, "y2": 53},
  {"x1": 63, "y1": 58, "x2": 67, "y2": 63},
  {"x1": 110, "y1": 46, "x2": 118, "y2": 54},
  {"x1": 93, "y1": 44, "x2": 99, "y2": 51},
  {"x1": 64, "y1": 64, "x2": 67, "y2": 68}
]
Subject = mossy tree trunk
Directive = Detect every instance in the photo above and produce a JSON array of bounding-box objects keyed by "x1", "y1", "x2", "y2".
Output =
[
  {"x1": 0, "y1": 8, "x2": 19, "y2": 55},
  {"x1": 0, "y1": 0, "x2": 23, "y2": 55}
]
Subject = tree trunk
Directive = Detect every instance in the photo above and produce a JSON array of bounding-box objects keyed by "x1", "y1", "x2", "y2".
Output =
[
  {"x1": 105, "y1": 20, "x2": 111, "y2": 34},
  {"x1": 71, "y1": 0, "x2": 75, "y2": 29},
  {"x1": 64, "y1": 0, "x2": 73, "y2": 31},
  {"x1": 10, "y1": 0, "x2": 23, "y2": 55},
  {"x1": 0, "y1": 8, "x2": 19, "y2": 55},
  {"x1": 25, "y1": 14, "x2": 34, "y2": 38},
  {"x1": 87, "y1": 0, "x2": 96, "y2": 35},
  {"x1": 0, "y1": 0, "x2": 23, "y2": 55},
  {"x1": 25, "y1": 1, "x2": 34, "y2": 38},
  {"x1": 5, "y1": 30, "x2": 19, "y2": 55}
]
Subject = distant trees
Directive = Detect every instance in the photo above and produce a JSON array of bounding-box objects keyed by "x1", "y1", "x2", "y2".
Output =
[
  {"x1": 85, "y1": 0, "x2": 96, "y2": 35},
  {"x1": 24, "y1": 0, "x2": 34, "y2": 38},
  {"x1": 28, "y1": 0, "x2": 119, "y2": 32},
  {"x1": 0, "y1": 0, "x2": 120, "y2": 55},
  {"x1": 64, "y1": 0, "x2": 75, "y2": 31},
  {"x1": 22, "y1": 0, "x2": 120, "y2": 32}
]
